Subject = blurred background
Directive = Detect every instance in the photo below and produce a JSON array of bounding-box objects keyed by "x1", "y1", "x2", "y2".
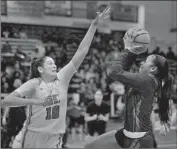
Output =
[{"x1": 1, "y1": 1, "x2": 177, "y2": 148}]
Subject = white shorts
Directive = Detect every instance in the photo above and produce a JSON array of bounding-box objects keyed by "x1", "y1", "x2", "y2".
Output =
[
  {"x1": 12, "y1": 128, "x2": 63, "y2": 148},
  {"x1": 12, "y1": 128, "x2": 25, "y2": 148}
]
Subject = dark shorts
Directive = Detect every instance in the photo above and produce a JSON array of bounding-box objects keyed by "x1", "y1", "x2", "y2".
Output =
[
  {"x1": 115, "y1": 128, "x2": 157, "y2": 148},
  {"x1": 68, "y1": 116, "x2": 85, "y2": 128},
  {"x1": 87, "y1": 121, "x2": 106, "y2": 136}
]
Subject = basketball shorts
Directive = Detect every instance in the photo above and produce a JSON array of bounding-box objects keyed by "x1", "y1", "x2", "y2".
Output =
[
  {"x1": 115, "y1": 128, "x2": 155, "y2": 148},
  {"x1": 12, "y1": 128, "x2": 63, "y2": 148},
  {"x1": 68, "y1": 116, "x2": 85, "y2": 128}
]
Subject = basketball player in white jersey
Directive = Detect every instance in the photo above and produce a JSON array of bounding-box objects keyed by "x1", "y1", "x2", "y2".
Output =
[{"x1": 2, "y1": 6, "x2": 111, "y2": 148}]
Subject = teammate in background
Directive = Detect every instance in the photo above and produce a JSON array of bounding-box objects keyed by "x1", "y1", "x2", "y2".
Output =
[
  {"x1": 85, "y1": 90, "x2": 110, "y2": 141},
  {"x1": 85, "y1": 26, "x2": 173, "y2": 148},
  {"x1": 1, "y1": 6, "x2": 111, "y2": 148}
]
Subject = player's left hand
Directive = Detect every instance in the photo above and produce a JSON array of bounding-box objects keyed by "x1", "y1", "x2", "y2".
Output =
[
  {"x1": 159, "y1": 123, "x2": 170, "y2": 136},
  {"x1": 92, "y1": 6, "x2": 111, "y2": 25}
]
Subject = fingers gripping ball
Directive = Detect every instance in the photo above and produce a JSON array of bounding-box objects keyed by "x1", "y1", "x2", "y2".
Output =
[{"x1": 124, "y1": 26, "x2": 151, "y2": 54}]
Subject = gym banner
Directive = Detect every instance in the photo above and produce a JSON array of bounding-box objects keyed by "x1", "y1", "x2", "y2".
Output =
[{"x1": 45, "y1": 1, "x2": 72, "y2": 17}]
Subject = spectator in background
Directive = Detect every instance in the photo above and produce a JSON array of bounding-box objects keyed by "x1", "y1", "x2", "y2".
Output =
[
  {"x1": 1, "y1": 71, "x2": 13, "y2": 93},
  {"x1": 69, "y1": 72, "x2": 83, "y2": 94},
  {"x1": 85, "y1": 66, "x2": 96, "y2": 81},
  {"x1": 2, "y1": 105, "x2": 26, "y2": 148},
  {"x1": 167, "y1": 47, "x2": 176, "y2": 60},
  {"x1": 152, "y1": 46, "x2": 161, "y2": 55},
  {"x1": 83, "y1": 64, "x2": 90, "y2": 73},
  {"x1": 2, "y1": 28, "x2": 10, "y2": 38},
  {"x1": 22, "y1": 67, "x2": 30, "y2": 82},
  {"x1": 12, "y1": 71, "x2": 22, "y2": 90},
  {"x1": 78, "y1": 82, "x2": 87, "y2": 104},
  {"x1": 12, "y1": 27, "x2": 20, "y2": 38},
  {"x1": 15, "y1": 46, "x2": 26, "y2": 61},
  {"x1": 1, "y1": 41, "x2": 12, "y2": 53},
  {"x1": 1, "y1": 82, "x2": 9, "y2": 93},
  {"x1": 2, "y1": 72, "x2": 25, "y2": 148},
  {"x1": 67, "y1": 94, "x2": 85, "y2": 141},
  {"x1": 35, "y1": 42, "x2": 46, "y2": 58},
  {"x1": 85, "y1": 90, "x2": 110, "y2": 140},
  {"x1": 151, "y1": 46, "x2": 166, "y2": 57},
  {"x1": 1, "y1": 75, "x2": 8, "y2": 93},
  {"x1": 19, "y1": 28, "x2": 28, "y2": 39},
  {"x1": 13, "y1": 61, "x2": 24, "y2": 81},
  {"x1": 78, "y1": 69, "x2": 86, "y2": 81},
  {"x1": 60, "y1": 48, "x2": 68, "y2": 67},
  {"x1": 85, "y1": 78, "x2": 97, "y2": 105}
]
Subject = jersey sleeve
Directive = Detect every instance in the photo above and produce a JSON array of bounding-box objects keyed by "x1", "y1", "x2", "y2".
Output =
[
  {"x1": 109, "y1": 69, "x2": 154, "y2": 92},
  {"x1": 15, "y1": 79, "x2": 36, "y2": 98},
  {"x1": 57, "y1": 60, "x2": 77, "y2": 87}
]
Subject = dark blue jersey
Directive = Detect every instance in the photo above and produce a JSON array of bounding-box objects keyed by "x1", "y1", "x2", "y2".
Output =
[{"x1": 107, "y1": 49, "x2": 157, "y2": 132}]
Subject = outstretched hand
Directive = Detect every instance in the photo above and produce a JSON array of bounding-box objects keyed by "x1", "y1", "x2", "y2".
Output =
[{"x1": 93, "y1": 6, "x2": 111, "y2": 25}]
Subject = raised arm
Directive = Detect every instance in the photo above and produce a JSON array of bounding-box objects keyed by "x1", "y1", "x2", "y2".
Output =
[
  {"x1": 71, "y1": 6, "x2": 110, "y2": 70},
  {"x1": 57, "y1": 6, "x2": 111, "y2": 84},
  {"x1": 106, "y1": 49, "x2": 151, "y2": 91},
  {"x1": 107, "y1": 27, "x2": 151, "y2": 90}
]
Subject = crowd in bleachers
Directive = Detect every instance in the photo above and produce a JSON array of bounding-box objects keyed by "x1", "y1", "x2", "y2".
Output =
[
  {"x1": 1, "y1": 24, "x2": 177, "y2": 148},
  {"x1": 1, "y1": 24, "x2": 177, "y2": 112}
]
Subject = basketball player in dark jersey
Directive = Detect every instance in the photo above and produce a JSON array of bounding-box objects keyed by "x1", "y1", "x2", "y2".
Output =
[{"x1": 85, "y1": 27, "x2": 173, "y2": 148}]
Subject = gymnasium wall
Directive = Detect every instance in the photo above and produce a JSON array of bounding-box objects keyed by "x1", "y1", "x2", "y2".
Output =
[{"x1": 122, "y1": 1, "x2": 177, "y2": 45}]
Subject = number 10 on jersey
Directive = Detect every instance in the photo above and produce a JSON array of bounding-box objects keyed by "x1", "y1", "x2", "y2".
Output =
[{"x1": 46, "y1": 105, "x2": 60, "y2": 120}]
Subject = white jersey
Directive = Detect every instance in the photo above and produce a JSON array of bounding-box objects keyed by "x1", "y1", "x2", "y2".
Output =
[{"x1": 15, "y1": 61, "x2": 76, "y2": 134}]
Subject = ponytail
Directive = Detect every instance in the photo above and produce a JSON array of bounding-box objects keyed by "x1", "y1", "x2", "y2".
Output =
[
  {"x1": 157, "y1": 74, "x2": 173, "y2": 124},
  {"x1": 30, "y1": 57, "x2": 46, "y2": 79}
]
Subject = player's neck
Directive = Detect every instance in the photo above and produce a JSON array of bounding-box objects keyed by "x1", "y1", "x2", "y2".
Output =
[{"x1": 41, "y1": 75, "x2": 56, "y2": 83}]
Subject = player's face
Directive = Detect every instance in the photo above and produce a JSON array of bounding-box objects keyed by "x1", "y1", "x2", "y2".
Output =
[
  {"x1": 42, "y1": 57, "x2": 57, "y2": 77},
  {"x1": 139, "y1": 55, "x2": 155, "y2": 73},
  {"x1": 94, "y1": 90, "x2": 103, "y2": 105}
]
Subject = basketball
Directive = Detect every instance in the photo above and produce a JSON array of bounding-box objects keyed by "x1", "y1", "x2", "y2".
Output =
[
  {"x1": 123, "y1": 26, "x2": 151, "y2": 54},
  {"x1": 126, "y1": 26, "x2": 151, "y2": 47},
  {"x1": 133, "y1": 31, "x2": 151, "y2": 46}
]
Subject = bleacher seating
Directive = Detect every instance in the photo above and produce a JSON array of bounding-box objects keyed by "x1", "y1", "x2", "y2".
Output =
[
  {"x1": 1, "y1": 38, "x2": 41, "y2": 55},
  {"x1": 168, "y1": 59, "x2": 177, "y2": 75}
]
